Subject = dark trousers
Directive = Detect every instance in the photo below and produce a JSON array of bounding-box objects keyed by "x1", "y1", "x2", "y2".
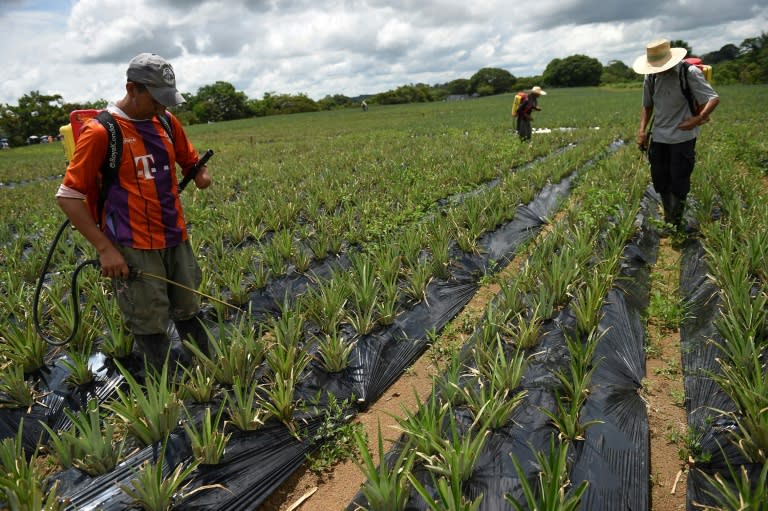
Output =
[
  {"x1": 516, "y1": 117, "x2": 532, "y2": 141},
  {"x1": 648, "y1": 138, "x2": 696, "y2": 200}
]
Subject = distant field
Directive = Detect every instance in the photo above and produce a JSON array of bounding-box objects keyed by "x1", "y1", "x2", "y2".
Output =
[{"x1": 0, "y1": 84, "x2": 766, "y2": 510}]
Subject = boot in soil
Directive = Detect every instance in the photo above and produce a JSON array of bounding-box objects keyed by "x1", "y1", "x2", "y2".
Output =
[
  {"x1": 667, "y1": 193, "x2": 685, "y2": 229},
  {"x1": 659, "y1": 192, "x2": 675, "y2": 237},
  {"x1": 132, "y1": 333, "x2": 172, "y2": 374},
  {"x1": 174, "y1": 314, "x2": 210, "y2": 358},
  {"x1": 659, "y1": 192, "x2": 686, "y2": 237},
  {"x1": 661, "y1": 192, "x2": 673, "y2": 224}
]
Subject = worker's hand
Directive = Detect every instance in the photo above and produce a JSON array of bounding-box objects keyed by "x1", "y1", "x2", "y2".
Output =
[
  {"x1": 677, "y1": 114, "x2": 708, "y2": 131},
  {"x1": 636, "y1": 131, "x2": 648, "y2": 151},
  {"x1": 98, "y1": 245, "x2": 130, "y2": 279},
  {"x1": 194, "y1": 167, "x2": 212, "y2": 189}
]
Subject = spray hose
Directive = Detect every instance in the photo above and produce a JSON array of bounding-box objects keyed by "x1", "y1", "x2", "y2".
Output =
[
  {"x1": 33, "y1": 149, "x2": 216, "y2": 346},
  {"x1": 33, "y1": 221, "x2": 100, "y2": 346}
]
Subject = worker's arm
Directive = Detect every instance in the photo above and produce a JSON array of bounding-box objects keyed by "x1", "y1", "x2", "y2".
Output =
[
  {"x1": 56, "y1": 197, "x2": 129, "y2": 279},
  {"x1": 636, "y1": 106, "x2": 653, "y2": 150},
  {"x1": 677, "y1": 97, "x2": 720, "y2": 131}
]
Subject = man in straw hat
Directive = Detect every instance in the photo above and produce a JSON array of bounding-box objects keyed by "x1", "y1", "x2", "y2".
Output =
[
  {"x1": 516, "y1": 85, "x2": 547, "y2": 141},
  {"x1": 633, "y1": 39, "x2": 719, "y2": 233}
]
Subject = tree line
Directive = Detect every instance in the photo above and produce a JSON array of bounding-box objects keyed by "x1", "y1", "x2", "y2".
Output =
[{"x1": 1, "y1": 33, "x2": 766, "y2": 147}]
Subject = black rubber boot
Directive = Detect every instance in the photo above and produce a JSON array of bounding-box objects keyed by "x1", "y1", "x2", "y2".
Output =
[
  {"x1": 661, "y1": 192, "x2": 673, "y2": 224},
  {"x1": 132, "y1": 333, "x2": 172, "y2": 373},
  {"x1": 661, "y1": 192, "x2": 685, "y2": 234},
  {"x1": 174, "y1": 315, "x2": 210, "y2": 357},
  {"x1": 667, "y1": 193, "x2": 684, "y2": 228}
]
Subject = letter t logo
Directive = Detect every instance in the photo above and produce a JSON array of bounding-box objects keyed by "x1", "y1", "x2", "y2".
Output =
[{"x1": 134, "y1": 154, "x2": 156, "y2": 180}]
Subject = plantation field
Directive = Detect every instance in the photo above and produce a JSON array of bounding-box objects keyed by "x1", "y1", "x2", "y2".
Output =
[{"x1": 0, "y1": 85, "x2": 766, "y2": 511}]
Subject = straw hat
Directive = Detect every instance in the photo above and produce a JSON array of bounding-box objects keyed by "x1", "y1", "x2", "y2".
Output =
[
  {"x1": 632, "y1": 39, "x2": 687, "y2": 74},
  {"x1": 530, "y1": 86, "x2": 547, "y2": 96}
]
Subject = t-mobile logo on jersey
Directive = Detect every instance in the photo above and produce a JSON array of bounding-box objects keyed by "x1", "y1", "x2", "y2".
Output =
[{"x1": 134, "y1": 154, "x2": 170, "y2": 180}]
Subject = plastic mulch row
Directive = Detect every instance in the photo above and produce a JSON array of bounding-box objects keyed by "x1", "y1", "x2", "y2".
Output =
[
  {"x1": 3, "y1": 145, "x2": 617, "y2": 509},
  {"x1": 679, "y1": 239, "x2": 765, "y2": 509},
  {"x1": 347, "y1": 185, "x2": 660, "y2": 510}
]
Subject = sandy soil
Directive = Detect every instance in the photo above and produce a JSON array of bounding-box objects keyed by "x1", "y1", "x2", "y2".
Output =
[{"x1": 643, "y1": 237, "x2": 688, "y2": 511}]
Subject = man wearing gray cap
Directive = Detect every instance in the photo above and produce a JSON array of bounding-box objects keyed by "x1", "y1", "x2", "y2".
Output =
[{"x1": 56, "y1": 53, "x2": 212, "y2": 372}]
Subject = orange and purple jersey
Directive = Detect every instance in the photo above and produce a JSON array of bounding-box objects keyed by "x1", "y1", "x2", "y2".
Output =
[{"x1": 57, "y1": 108, "x2": 200, "y2": 250}]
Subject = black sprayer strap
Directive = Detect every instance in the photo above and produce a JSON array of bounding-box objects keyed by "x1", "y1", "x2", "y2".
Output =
[
  {"x1": 679, "y1": 61, "x2": 697, "y2": 116},
  {"x1": 156, "y1": 111, "x2": 173, "y2": 142},
  {"x1": 95, "y1": 111, "x2": 123, "y2": 226}
]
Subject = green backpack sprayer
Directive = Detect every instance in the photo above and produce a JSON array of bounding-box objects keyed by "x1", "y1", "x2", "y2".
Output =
[{"x1": 33, "y1": 110, "x2": 215, "y2": 346}]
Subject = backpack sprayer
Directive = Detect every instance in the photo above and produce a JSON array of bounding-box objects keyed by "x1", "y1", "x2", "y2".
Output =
[
  {"x1": 33, "y1": 112, "x2": 225, "y2": 346},
  {"x1": 640, "y1": 57, "x2": 714, "y2": 156}
]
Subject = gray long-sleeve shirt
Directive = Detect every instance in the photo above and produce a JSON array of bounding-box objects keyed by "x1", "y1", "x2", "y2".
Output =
[{"x1": 642, "y1": 63, "x2": 719, "y2": 144}]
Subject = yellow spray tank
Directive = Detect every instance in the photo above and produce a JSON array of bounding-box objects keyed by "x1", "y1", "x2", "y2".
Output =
[{"x1": 58, "y1": 109, "x2": 100, "y2": 162}]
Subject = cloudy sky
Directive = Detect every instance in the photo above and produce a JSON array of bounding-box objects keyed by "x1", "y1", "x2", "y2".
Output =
[{"x1": 2, "y1": 0, "x2": 767, "y2": 105}]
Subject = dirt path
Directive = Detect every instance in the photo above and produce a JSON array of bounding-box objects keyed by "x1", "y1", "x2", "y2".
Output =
[
  {"x1": 643, "y1": 236, "x2": 688, "y2": 511},
  {"x1": 261, "y1": 262, "x2": 519, "y2": 511},
  {"x1": 263, "y1": 225, "x2": 686, "y2": 511},
  {"x1": 262, "y1": 213, "x2": 558, "y2": 511}
]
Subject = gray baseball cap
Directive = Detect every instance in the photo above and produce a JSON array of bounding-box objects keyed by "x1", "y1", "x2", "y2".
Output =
[{"x1": 126, "y1": 53, "x2": 185, "y2": 106}]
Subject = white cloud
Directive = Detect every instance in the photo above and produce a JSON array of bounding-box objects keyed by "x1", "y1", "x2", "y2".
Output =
[
  {"x1": 375, "y1": 18, "x2": 414, "y2": 53},
  {"x1": 0, "y1": 0, "x2": 766, "y2": 105}
]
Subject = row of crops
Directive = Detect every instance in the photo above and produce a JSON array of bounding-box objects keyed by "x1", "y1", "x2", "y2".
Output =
[
  {"x1": 677, "y1": 110, "x2": 768, "y2": 509},
  {"x1": 0, "y1": 86, "x2": 766, "y2": 510},
  {"x1": 346, "y1": 138, "x2": 656, "y2": 510}
]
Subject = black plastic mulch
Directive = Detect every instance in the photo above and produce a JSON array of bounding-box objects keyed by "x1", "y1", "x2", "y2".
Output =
[
  {"x1": 16, "y1": 172, "x2": 570, "y2": 510},
  {"x1": 170, "y1": 175, "x2": 574, "y2": 511},
  {"x1": 7, "y1": 146, "x2": 644, "y2": 510},
  {"x1": 347, "y1": 187, "x2": 660, "y2": 510},
  {"x1": 678, "y1": 238, "x2": 764, "y2": 509}
]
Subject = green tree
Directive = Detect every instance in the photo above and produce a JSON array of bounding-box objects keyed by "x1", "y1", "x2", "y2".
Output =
[
  {"x1": 543, "y1": 55, "x2": 603, "y2": 87},
  {"x1": 247, "y1": 93, "x2": 272, "y2": 117},
  {"x1": 317, "y1": 94, "x2": 354, "y2": 110},
  {"x1": 374, "y1": 83, "x2": 434, "y2": 104},
  {"x1": 739, "y1": 33, "x2": 768, "y2": 57},
  {"x1": 701, "y1": 43, "x2": 740, "y2": 64},
  {"x1": 170, "y1": 92, "x2": 199, "y2": 125},
  {"x1": 0, "y1": 91, "x2": 67, "y2": 146},
  {"x1": 469, "y1": 67, "x2": 516, "y2": 95},
  {"x1": 247, "y1": 92, "x2": 319, "y2": 116},
  {"x1": 710, "y1": 33, "x2": 768, "y2": 84},
  {"x1": 445, "y1": 78, "x2": 471, "y2": 94},
  {"x1": 670, "y1": 40, "x2": 692, "y2": 57},
  {"x1": 267, "y1": 93, "x2": 319, "y2": 115},
  {"x1": 190, "y1": 81, "x2": 250, "y2": 123},
  {"x1": 600, "y1": 60, "x2": 639, "y2": 84}
]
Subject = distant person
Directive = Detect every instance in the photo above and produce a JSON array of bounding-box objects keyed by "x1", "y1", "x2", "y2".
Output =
[
  {"x1": 361, "y1": 100, "x2": 368, "y2": 112},
  {"x1": 633, "y1": 39, "x2": 719, "y2": 232},
  {"x1": 56, "y1": 53, "x2": 212, "y2": 371},
  {"x1": 516, "y1": 86, "x2": 546, "y2": 141}
]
